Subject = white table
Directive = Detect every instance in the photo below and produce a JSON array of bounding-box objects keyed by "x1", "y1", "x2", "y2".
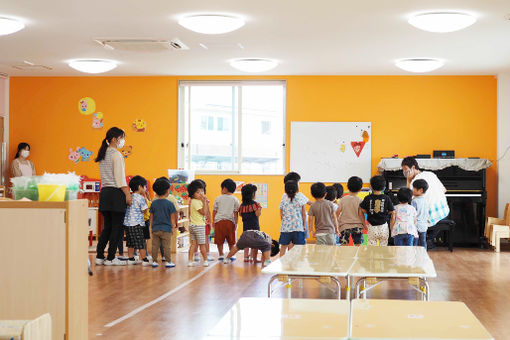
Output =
[
  {"x1": 206, "y1": 297, "x2": 350, "y2": 340},
  {"x1": 350, "y1": 299, "x2": 493, "y2": 339},
  {"x1": 350, "y1": 246, "x2": 437, "y2": 300},
  {"x1": 263, "y1": 245, "x2": 436, "y2": 300},
  {"x1": 206, "y1": 298, "x2": 493, "y2": 340},
  {"x1": 262, "y1": 245, "x2": 359, "y2": 299}
]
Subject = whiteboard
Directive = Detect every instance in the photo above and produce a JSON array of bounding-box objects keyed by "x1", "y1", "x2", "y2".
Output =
[{"x1": 290, "y1": 122, "x2": 371, "y2": 183}]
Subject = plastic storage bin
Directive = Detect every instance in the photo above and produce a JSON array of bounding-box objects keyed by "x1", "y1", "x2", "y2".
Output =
[{"x1": 38, "y1": 184, "x2": 67, "y2": 202}]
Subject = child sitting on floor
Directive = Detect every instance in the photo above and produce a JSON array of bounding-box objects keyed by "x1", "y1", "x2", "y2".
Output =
[
  {"x1": 391, "y1": 187, "x2": 418, "y2": 246},
  {"x1": 223, "y1": 230, "x2": 280, "y2": 267},
  {"x1": 239, "y1": 184, "x2": 262, "y2": 262}
]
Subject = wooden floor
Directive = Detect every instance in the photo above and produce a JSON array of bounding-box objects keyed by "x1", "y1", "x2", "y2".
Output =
[{"x1": 88, "y1": 245, "x2": 510, "y2": 340}]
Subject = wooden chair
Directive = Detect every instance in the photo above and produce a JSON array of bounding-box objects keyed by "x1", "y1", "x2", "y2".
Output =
[{"x1": 485, "y1": 203, "x2": 510, "y2": 252}]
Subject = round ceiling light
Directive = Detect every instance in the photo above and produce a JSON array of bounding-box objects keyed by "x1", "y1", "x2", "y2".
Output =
[
  {"x1": 395, "y1": 58, "x2": 445, "y2": 73},
  {"x1": 408, "y1": 12, "x2": 476, "y2": 33},
  {"x1": 178, "y1": 15, "x2": 245, "y2": 34},
  {"x1": 229, "y1": 58, "x2": 278, "y2": 73},
  {"x1": 68, "y1": 59, "x2": 118, "y2": 74},
  {"x1": 0, "y1": 17, "x2": 25, "y2": 36}
]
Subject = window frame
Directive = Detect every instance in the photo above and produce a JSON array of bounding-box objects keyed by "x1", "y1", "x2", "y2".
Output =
[{"x1": 177, "y1": 80, "x2": 287, "y2": 175}]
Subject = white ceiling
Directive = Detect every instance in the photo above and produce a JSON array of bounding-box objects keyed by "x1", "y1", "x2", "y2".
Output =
[{"x1": 1, "y1": 0, "x2": 510, "y2": 76}]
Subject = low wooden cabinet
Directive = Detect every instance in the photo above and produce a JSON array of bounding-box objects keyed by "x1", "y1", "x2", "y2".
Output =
[
  {"x1": 171, "y1": 204, "x2": 190, "y2": 253},
  {"x1": 0, "y1": 200, "x2": 88, "y2": 340}
]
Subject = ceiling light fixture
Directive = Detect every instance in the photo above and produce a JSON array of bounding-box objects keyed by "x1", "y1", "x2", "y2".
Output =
[
  {"x1": 395, "y1": 58, "x2": 445, "y2": 73},
  {"x1": 178, "y1": 15, "x2": 245, "y2": 34},
  {"x1": 408, "y1": 12, "x2": 476, "y2": 33},
  {"x1": 68, "y1": 59, "x2": 118, "y2": 74},
  {"x1": 0, "y1": 17, "x2": 25, "y2": 36},
  {"x1": 230, "y1": 58, "x2": 278, "y2": 73}
]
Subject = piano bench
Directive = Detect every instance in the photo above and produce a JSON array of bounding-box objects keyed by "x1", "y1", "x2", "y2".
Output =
[{"x1": 427, "y1": 219, "x2": 456, "y2": 252}]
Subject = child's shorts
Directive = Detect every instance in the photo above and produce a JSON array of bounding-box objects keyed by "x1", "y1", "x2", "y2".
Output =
[
  {"x1": 126, "y1": 225, "x2": 146, "y2": 249},
  {"x1": 368, "y1": 223, "x2": 389, "y2": 246},
  {"x1": 189, "y1": 224, "x2": 207, "y2": 245},
  {"x1": 279, "y1": 231, "x2": 305, "y2": 246},
  {"x1": 236, "y1": 231, "x2": 271, "y2": 253},
  {"x1": 339, "y1": 227, "x2": 363, "y2": 245},
  {"x1": 143, "y1": 220, "x2": 151, "y2": 239},
  {"x1": 315, "y1": 233, "x2": 336, "y2": 245},
  {"x1": 214, "y1": 220, "x2": 236, "y2": 246}
]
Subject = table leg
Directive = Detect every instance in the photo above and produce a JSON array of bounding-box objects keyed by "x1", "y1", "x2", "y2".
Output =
[
  {"x1": 330, "y1": 277, "x2": 342, "y2": 299},
  {"x1": 267, "y1": 275, "x2": 278, "y2": 297},
  {"x1": 286, "y1": 278, "x2": 292, "y2": 299},
  {"x1": 346, "y1": 276, "x2": 351, "y2": 301}
]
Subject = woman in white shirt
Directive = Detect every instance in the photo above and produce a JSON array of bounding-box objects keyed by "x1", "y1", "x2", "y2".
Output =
[
  {"x1": 95, "y1": 127, "x2": 132, "y2": 266},
  {"x1": 401, "y1": 157, "x2": 450, "y2": 228},
  {"x1": 11, "y1": 143, "x2": 35, "y2": 177}
]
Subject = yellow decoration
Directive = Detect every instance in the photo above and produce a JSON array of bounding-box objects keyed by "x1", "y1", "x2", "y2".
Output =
[
  {"x1": 78, "y1": 97, "x2": 96, "y2": 115},
  {"x1": 340, "y1": 144, "x2": 346, "y2": 153},
  {"x1": 132, "y1": 119, "x2": 147, "y2": 132},
  {"x1": 94, "y1": 112, "x2": 103, "y2": 119}
]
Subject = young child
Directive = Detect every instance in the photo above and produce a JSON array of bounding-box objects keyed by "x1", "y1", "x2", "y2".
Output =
[
  {"x1": 337, "y1": 176, "x2": 366, "y2": 245},
  {"x1": 412, "y1": 179, "x2": 430, "y2": 249},
  {"x1": 143, "y1": 187, "x2": 152, "y2": 261},
  {"x1": 188, "y1": 180, "x2": 210, "y2": 267},
  {"x1": 212, "y1": 179, "x2": 239, "y2": 260},
  {"x1": 283, "y1": 172, "x2": 312, "y2": 238},
  {"x1": 194, "y1": 179, "x2": 214, "y2": 262},
  {"x1": 391, "y1": 187, "x2": 418, "y2": 246},
  {"x1": 239, "y1": 184, "x2": 262, "y2": 262},
  {"x1": 123, "y1": 175, "x2": 150, "y2": 265},
  {"x1": 223, "y1": 230, "x2": 280, "y2": 268},
  {"x1": 279, "y1": 180, "x2": 307, "y2": 256},
  {"x1": 332, "y1": 183, "x2": 344, "y2": 205},
  {"x1": 308, "y1": 182, "x2": 339, "y2": 245},
  {"x1": 360, "y1": 175, "x2": 395, "y2": 246},
  {"x1": 150, "y1": 177, "x2": 178, "y2": 268}
]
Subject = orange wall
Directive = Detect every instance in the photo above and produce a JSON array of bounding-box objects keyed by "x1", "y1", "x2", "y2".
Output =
[{"x1": 10, "y1": 76, "x2": 497, "y2": 239}]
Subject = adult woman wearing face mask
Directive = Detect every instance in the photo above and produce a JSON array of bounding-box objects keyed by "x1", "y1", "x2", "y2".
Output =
[
  {"x1": 401, "y1": 156, "x2": 450, "y2": 230},
  {"x1": 95, "y1": 127, "x2": 132, "y2": 266},
  {"x1": 11, "y1": 143, "x2": 36, "y2": 177}
]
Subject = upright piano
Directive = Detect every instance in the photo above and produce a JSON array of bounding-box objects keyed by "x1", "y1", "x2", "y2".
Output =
[{"x1": 378, "y1": 158, "x2": 492, "y2": 247}]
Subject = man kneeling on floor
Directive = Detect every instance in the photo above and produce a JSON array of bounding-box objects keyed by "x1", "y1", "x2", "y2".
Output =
[{"x1": 223, "y1": 230, "x2": 279, "y2": 267}]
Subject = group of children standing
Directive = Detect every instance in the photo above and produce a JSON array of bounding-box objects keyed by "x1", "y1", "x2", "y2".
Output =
[
  {"x1": 105, "y1": 170, "x2": 430, "y2": 269},
  {"x1": 279, "y1": 171, "x2": 430, "y2": 250},
  {"x1": 111, "y1": 176, "x2": 278, "y2": 268}
]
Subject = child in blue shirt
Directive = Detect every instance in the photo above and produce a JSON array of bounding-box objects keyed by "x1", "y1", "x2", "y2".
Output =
[
  {"x1": 124, "y1": 175, "x2": 150, "y2": 265},
  {"x1": 412, "y1": 179, "x2": 430, "y2": 249},
  {"x1": 150, "y1": 177, "x2": 177, "y2": 268}
]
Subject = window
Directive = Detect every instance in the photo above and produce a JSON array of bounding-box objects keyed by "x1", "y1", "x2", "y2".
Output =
[
  {"x1": 261, "y1": 121, "x2": 271, "y2": 135},
  {"x1": 178, "y1": 81, "x2": 286, "y2": 174}
]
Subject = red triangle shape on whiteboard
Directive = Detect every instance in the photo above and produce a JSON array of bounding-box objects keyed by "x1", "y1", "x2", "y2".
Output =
[{"x1": 351, "y1": 141, "x2": 365, "y2": 157}]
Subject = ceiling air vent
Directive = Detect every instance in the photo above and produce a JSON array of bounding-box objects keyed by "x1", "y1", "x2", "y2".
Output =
[
  {"x1": 94, "y1": 38, "x2": 189, "y2": 52},
  {"x1": 12, "y1": 61, "x2": 52, "y2": 70}
]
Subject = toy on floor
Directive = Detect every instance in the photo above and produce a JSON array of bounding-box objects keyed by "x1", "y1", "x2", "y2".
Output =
[
  {"x1": 362, "y1": 229, "x2": 368, "y2": 245},
  {"x1": 348, "y1": 234, "x2": 354, "y2": 246}
]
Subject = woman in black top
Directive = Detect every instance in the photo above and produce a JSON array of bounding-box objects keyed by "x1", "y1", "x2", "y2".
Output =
[{"x1": 238, "y1": 184, "x2": 262, "y2": 262}]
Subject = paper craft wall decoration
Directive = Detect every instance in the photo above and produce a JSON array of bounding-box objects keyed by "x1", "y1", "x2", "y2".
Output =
[
  {"x1": 234, "y1": 181, "x2": 245, "y2": 193},
  {"x1": 92, "y1": 112, "x2": 103, "y2": 129},
  {"x1": 120, "y1": 145, "x2": 133, "y2": 158},
  {"x1": 78, "y1": 147, "x2": 93, "y2": 162},
  {"x1": 78, "y1": 97, "x2": 96, "y2": 115},
  {"x1": 253, "y1": 183, "x2": 268, "y2": 208},
  {"x1": 68, "y1": 148, "x2": 81, "y2": 163},
  {"x1": 169, "y1": 183, "x2": 189, "y2": 204},
  {"x1": 132, "y1": 119, "x2": 147, "y2": 132},
  {"x1": 351, "y1": 141, "x2": 365, "y2": 157},
  {"x1": 68, "y1": 147, "x2": 93, "y2": 163}
]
